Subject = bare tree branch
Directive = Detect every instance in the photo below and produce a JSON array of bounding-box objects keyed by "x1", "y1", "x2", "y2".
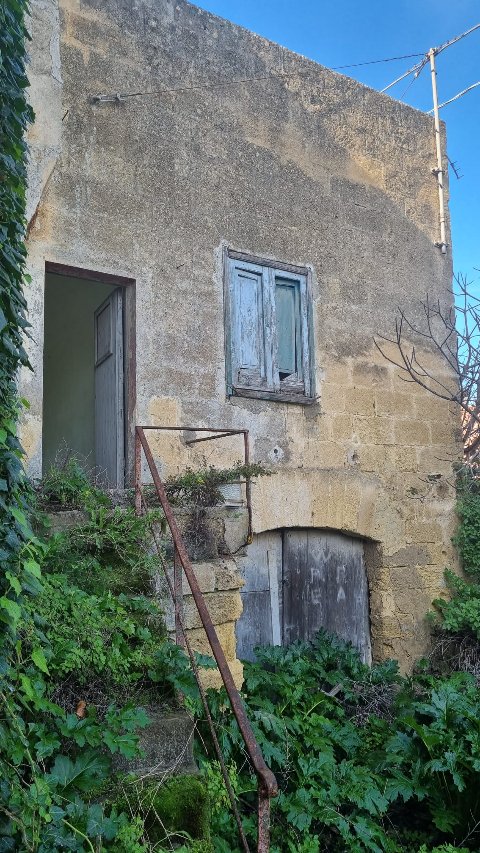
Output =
[{"x1": 375, "y1": 272, "x2": 480, "y2": 461}]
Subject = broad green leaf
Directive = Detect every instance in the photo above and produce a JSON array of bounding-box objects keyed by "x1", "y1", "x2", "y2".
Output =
[
  {"x1": 0, "y1": 596, "x2": 21, "y2": 625},
  {"x1": 5, "y1": 571, "x2": 21, "y2": 594},
  {"x1": 24, "y1": 558, "x2": 41, "y2": 579},
  {"x1": 19, "y1": 674, "x2": 34, "y2": 700},
  {"x1": 31, "y1": 647, "x2": 49, "y2": 674},
  {"x1": 10, "y1": 505, "x2": 29, "y2": 531}
]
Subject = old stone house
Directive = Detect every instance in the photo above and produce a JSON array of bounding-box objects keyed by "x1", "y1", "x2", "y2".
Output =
[{"x1": 23, "y1": 0, "x2": 461, "y2": 676}]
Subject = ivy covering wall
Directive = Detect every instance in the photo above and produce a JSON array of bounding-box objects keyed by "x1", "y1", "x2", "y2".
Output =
[
  {"x1": 0, "y1": 0, "x2": 35, "y2": 626},
  {"x1": 0, "y1": 19, "x2": 204, "y2": 851}
]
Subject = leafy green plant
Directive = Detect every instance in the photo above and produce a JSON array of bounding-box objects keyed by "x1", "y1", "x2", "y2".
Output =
[
  {"x1": 22, "y1": 574, "x2": 166, "y2": 686},
  {"x1": 0, "y1": 0, "x2": 35, "y2": 628},
  {"x1": 453, "y1": 492, "x2": 480, "y2": 578},
  {"x1": 433, "y1": 570, "x2": 480, "y2": 638},
  {"x1": 431, "y1": 476, "x2": 480, "y2": 641},
  {"x1": 417, "y1": 846, "x2": 469, "y2": 853},
  {"x1": 199, "y1": 633, "x2": 480, "y2": 852},
  {"x1": 37, "y1": 456, "x2": 109, "y2": 510},
  {"x1": 2, "y1": 452, "x2": 205, "y2": 849},
  {"x1": 43, "y1": 501, "x2": 163, "y2": 595},
  {"x1": 164, "y1": 462, "x2": 270, "y2": 508}
]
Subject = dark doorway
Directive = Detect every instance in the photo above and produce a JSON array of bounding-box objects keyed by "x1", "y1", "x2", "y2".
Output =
[
  {"x1": 236, "y1": 528, "x2": 371, "y2": 663},
  {"x1": 42, "y1": 267, "x2": 135, "y2": 488}
]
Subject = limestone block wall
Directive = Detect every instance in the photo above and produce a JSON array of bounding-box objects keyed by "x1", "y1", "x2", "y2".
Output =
[
  {"x1": 157, "y1": 507, "x2": 249, "y2": 689},
  {"x1": 24, "y1": 0, "x2": 463, "y2": 671},
  {"x1": 183, "y1": 559, "x2": 244, "y2": 690},
  {"x1": 161, "y1": 557, "x2": 245, "y2": 690},
  {"x1": 250, "y1": 350, "x2": 461, "y2": 668}
]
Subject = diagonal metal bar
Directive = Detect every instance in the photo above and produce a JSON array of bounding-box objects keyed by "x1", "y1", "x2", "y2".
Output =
[
  {"x1": 185, "y1": 431, "x2": 238, "y2": 445},
  {"x1": 135, "y1": 426, "x2": 278, "y2": 851},
  {"x1": 141, "y1": 487, "x2": 251, "y2": 853}
]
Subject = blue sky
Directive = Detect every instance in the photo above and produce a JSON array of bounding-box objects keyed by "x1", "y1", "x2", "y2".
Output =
[{"x1": 196, "y1": 0, "x2": 479, "y2": 285}]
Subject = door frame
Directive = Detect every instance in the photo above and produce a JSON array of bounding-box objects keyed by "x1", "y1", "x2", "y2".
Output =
[{"x1": 44, "y1": 262, "x2": 136, "y2": 486}]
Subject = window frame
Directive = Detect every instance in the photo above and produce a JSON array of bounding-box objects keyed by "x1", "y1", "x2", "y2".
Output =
[{"x1": 224, "y1": 249, "x2": 316, "y2": 405}]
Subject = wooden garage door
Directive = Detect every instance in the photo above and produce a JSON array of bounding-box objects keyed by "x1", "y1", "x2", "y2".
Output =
[
  {"x1": 236, "y1": 529, "x2": 371, "y2": 663},
  {"x1": 235, "y1": 531, "x2": 282, "y2": 662}
]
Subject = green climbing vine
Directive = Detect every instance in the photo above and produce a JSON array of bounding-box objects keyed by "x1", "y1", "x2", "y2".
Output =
[
  {"x1": 0, "y1": 8, "x2": 206, "y2": 850},
  {"x1": 0, "y1": 0, "x2": 36, "y2": 628}
]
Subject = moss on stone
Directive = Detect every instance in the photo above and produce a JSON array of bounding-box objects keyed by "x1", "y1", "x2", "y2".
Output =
[{"x1": 113, "y1": 774, "x2": 211, "y2": 848}]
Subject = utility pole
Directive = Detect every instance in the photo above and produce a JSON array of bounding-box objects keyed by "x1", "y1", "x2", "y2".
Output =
[
  {"x1": 428, "y1": 46, "x2": 447, "y2": 255},
  {"x1": 381, "y1": 23, "x2": 480, "y2": 256}
]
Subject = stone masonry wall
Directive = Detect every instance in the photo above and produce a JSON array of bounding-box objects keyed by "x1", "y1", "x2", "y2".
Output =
[
  {"x1": 24, "y1": 0, "x2": 462, "y2": 671},
  {"x1": 159, "y1": 508, "x2": 249, "y2": 689},
  {"x1": 176, "y1": 558, "x2": 244, "y2": 690}
]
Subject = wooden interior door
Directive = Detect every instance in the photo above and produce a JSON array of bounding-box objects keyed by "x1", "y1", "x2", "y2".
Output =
[
  {"x1": 94, "y1": 289, "x2": 124, "y2": 488},
  {"x1": 282, "y1": 530, "x2": 371, "y2": 663}
]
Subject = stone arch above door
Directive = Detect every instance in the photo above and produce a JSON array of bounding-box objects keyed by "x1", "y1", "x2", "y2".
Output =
[{"x1": 235, "y1": 528, "x2": 371, "y2": 664}]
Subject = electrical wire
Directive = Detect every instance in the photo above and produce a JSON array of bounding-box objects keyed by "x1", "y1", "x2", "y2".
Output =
[
  {"x1": 430, "y1": 80, "x2": 480, "y2": 112},
  {"x1": 331, "y1": 52, "x2": 423, "y2": 70},
  {"x1": 91, "y1": 24, "x2": 479, "y2": 106},
  {"x1": 397, "y1": 73, "x2": 418, "y2": 102},
  {"x1": 381, "y1": 23, "x2": 480, "y2": 93},
  {"x1": 91, "y1": 51, "x2": 425, "y2": 103},
  {"x1": 433, "y1": 23, "x2": 480, "y2": 58},
  {"x1": 380, "y1": 57, "x2": 427, "y2": 93}
]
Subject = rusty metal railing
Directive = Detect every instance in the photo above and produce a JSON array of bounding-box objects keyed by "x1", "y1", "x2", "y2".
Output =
[
  {"x1": 134, "y1": 425, "x2": 254, "y2": 543},
  {"x1": 134, "y1": 425, "x2": 278, "y2": 852}
]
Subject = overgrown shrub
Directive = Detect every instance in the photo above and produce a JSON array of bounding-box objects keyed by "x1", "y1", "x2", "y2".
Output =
[
  {"x1": 34, "y1": 455, "x2": 167, "y2": 596},
  {"x1": 199, "y1": 634, "x2": 480, "y2": 852},
  {"x1": 434, "y1": 570, "x2": 480, "y2": 639},
  {"x1": 1, "y1": 463, "x2": 206, "y2": 849},
  {"x1": 22, "y1": 575, "x2": 166, "y2": 686},
  {"x1": 37, "y1": 456, "x2": 108, "y2": 510},
  {"x1": 164, "y1": 462, "x2": 270, "y2": 508},
  {"x1": 453, "y1": 491, "x2": 480, "y2": 578},
  {"x1": 43, "y1": 504, "x2": 162, "y2": 596},
  {"x1": 432, "y1": 471, "x2": 480, "y2": 640}
]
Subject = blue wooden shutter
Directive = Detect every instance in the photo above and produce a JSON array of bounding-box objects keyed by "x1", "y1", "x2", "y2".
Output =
[{"x1": 228, "y1": 259, "x2": 267, "y2": 390}]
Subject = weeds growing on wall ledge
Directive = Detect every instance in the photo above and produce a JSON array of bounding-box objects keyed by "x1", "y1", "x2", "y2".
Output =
[{"x1": 163, "y1": 462, "x2": 271, "y2": 508}]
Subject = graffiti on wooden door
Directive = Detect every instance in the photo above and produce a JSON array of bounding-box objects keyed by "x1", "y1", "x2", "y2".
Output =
[{"x1": 236, "y1": 529, "x2": 371, "y2": 663}]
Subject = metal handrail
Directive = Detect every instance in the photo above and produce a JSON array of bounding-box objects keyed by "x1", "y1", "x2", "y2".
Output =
[
  {"x1": 135, "y1": 424, "x2": 254, "y2": 542},
  {"x1": 134, "y1": 426, "x2": 278, "y2": 852}
]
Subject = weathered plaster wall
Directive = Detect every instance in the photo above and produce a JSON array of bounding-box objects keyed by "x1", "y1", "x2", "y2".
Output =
[{"x1": 24, "y1": 0, "x2": 462, "y2": 670}]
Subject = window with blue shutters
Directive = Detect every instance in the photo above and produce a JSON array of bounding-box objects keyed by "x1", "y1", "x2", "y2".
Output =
[{"x1": 225, "y1": 251, "x2": 314, "y2": 403}]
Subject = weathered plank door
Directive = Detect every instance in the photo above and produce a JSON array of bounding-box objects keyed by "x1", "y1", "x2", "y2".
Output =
[
  {"x1": 236, "y1": 529, "x2": 371, "y2": 663},
  {"x1": 283, "y1": 530, "x2": 371, "y2": 663},
  {"x1": 94, "y1": 289, "x2": 124, "y2": 488},
  {"x1": 235, "y1": 531, "x2": 282, "y2": 661}
]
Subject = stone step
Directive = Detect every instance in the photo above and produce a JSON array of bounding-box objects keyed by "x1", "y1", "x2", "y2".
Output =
[{"x1": 114, "y1": 708, "x2": 197, "y2": 778}]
